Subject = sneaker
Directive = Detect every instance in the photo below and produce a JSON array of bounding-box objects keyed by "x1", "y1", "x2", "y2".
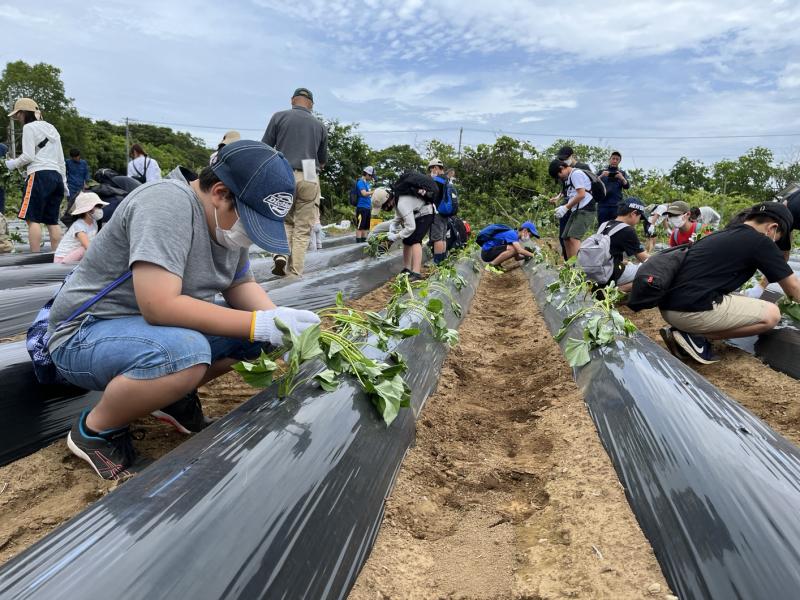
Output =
[
  {"x1": 399, "y1": 268, "x2": 412, "y2": 275},
  {"x1": 659, "y1": 326, "x2": 681, "y2": 357},
  {"x1": 272, "y1": 255, "x2": 287, "y2": 276},
  {"x1": 672, "y1": 330, "x2": 720, "y2": 364},
  {"x1": 485, "y1": 264, "x2": 505, "y2": 274},
  {"x1": 152, "y1": 391, "x2": 213, "y2": 435},
  {"x1": 67, "y1": 410, "x2": 142, "y2": 480},
  {"x1": 409, "y1": 272, "x2": 424, "y2": 282}
]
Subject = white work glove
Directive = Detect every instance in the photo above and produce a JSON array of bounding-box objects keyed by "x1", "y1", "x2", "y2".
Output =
[
  {"x1": 387, "y1": 232, "x2": 399, "y2": 242},
  {"x1": 743, "y1": 284, "x2": 764, "y2": 299},
  {"x1": 554, "y1": 205, "x2": 568, "y2": 219},
  {"x1": 252, "y1": 307, "x2": 321, "y2": 345},
  {"x1": 388, "y1": 222, "x2": 398, "y2": 235}
]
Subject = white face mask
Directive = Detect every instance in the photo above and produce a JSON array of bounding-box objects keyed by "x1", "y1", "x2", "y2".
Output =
[
  {"x1": 668, "y1": 215, "x2": 685, "y2": 228},
  {"x1": 214, "y1": 207, "x2": 253, "y2": 250},
  {"x1": 91, "y1": 208, "x2": 104, "y2": 220}
]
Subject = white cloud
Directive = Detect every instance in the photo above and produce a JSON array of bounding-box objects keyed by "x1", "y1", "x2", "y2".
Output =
[{"x1": 779, "y1": 63, "x2": 800, "y2": 89}]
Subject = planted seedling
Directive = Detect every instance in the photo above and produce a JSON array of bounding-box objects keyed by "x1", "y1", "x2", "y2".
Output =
[{"x1": 778, "y1": 297, "x2": 800, "y2": 323}]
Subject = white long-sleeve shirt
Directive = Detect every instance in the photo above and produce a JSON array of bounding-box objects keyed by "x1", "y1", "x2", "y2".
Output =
[
  {"x1": 5, "y1": 120, "x2": 68, "y2": 190},
  {"x1": 392, "y1": 195, "x2": 435, "y2": 240},
  {"x1": 127, "y1": 155, "x2": 162, "y2": 182}
]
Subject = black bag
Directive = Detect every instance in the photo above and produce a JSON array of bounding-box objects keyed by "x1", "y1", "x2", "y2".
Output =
[
  {"x1": 446, "y1": 216, "x2": 468, "y2": 250},
  {"x1": 348, "y1": 180, "x2": 360, "y2": 207},
  {"x1": 391, "y1": 171, "x2": 439, "y2": 204},
  {"x1": 627, "y1": 244, "x2": 690, "y2": 311},
  {"x1": 131, "y1": 157, "x2": 150, "y2": 184},
  {"x1": 567, "y1": 168, "x2": 606, "y2": 206}
]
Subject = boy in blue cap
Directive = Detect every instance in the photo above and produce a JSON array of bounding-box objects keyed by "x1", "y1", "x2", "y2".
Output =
[
  {"x1": 480, "y1": 221, "x2": 539, "y2": 271},
  {"x1": 47, "y1": 140, "x2": 320, "y2": 479}
]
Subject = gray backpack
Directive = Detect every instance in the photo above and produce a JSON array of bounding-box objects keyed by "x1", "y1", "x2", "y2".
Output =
[{"x1": 577, "y1": 221, "x2": 628, "y2": 284}]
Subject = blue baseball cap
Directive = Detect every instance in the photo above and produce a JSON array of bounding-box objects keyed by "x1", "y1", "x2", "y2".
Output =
[
  {"x1": 519, "y1": 220, "x2": 540, "y2": 238},
  {"x1": 211, "y1": 140, "x2": 295, "y2": 254}
]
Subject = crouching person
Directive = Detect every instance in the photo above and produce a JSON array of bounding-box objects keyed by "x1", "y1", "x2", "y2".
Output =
[
  {"x1": 659, "y1": 202, "x2": 800, "y2": 365},
  {"x1": 47, "y1": 141, "x2": 320, "y2": 479},
  {"x1": 478, "y1": 222, "x2": 538, "y2": 271},
  {"x1": 53, "y1": 192, "x2": 107, "y2": 264},
  {"x1": 580, "y1": 198, "x2": 649, "y2": 292},
  {"x1": 371, "y1": 186, "x2": 434, "y2": 281}
]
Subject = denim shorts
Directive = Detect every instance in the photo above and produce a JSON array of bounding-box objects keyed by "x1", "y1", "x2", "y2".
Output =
[{"x1": 50, "y1": 315, "x2": 267, "y2": 391}]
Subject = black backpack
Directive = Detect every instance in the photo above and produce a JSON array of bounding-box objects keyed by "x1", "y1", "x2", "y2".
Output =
[
  {"x1": 447, "y1": 216, "x2": 468, "y2": 250},
  {"x1": 131, "y1": 157, "x2": 150, "y2": 184},
  {"x1": 348, "y1": 179, "x2": 360, "y2": 207},
  {"x1": 391, "y1": 171, "x2": 439, "y2": 204},
  {"x1": 627, "y1": 244, "x2": 690, "y2": 311},
  {"x1": 566, "y1": 168, "x2": 606, "y2": 206}
]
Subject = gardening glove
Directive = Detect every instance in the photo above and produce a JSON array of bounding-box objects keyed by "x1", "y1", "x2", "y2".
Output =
[
  {"x1": 251, "y1": 307, "x2": 321, "y2": 345},
  {"x1": 554, "y1": 205, "x2": 568, "y2": 219},
  {"x1": 388, "y1": 221, "x2": 398, "y2": 235},
  {"x1": 387, "y1": 232, "x2": 399, "y2": 243}
]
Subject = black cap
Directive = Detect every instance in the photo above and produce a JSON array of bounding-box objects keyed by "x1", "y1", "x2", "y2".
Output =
[
  {"x1": 748, "y1": 201, "x2": 794, "y2": 235},
  {"x1": 556, "y1": 146, "x2": 574, "y2": 160},
  {"x1": 292, "y1": 87, "x2": 313, "y2": 101}
]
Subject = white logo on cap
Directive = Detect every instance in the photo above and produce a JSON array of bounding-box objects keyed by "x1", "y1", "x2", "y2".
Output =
[{"x1": 263, "y1": 192, "x2": 293, "y2": 217}]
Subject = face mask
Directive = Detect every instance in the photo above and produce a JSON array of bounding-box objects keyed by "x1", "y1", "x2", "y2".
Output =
[
  {"x1": 668, "y1": 215, "x2": 685, "y2": 228},
  {"x1": 91, "y1": 208, "x2": 104, "y2": 220},
  {"x1": 214, "y1": 207, "x2": 252, "y2": 250}
]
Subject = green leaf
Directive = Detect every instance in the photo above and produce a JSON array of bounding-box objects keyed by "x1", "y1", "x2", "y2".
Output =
[
  {"x1": 373, "y1": 375, "x2": 408, "y2": 425},
  {"x1": 564, "y1": 337, "x2": 591, "y2": 367},
  {"x1": 314, "y1": 369, "x2": 339, "y2": 392},
  {"x1": 335, "y1": 291, "x2": 345, "y2": 307},
  {"x1": 623, "y1": 319, "x2": 638, "y2": 336},
  {"x1": 231, "y1": 351, "x2": 278, "y2": 388},
  {"x1": 778, "y1": 298, "x2": 800, "y2": 323},
  {"x1": 426, "y1": 297, "x2": 444, "y2": 314},
  {"x1": 295, "y1": 323, "x2": 323, "y2": 362}
]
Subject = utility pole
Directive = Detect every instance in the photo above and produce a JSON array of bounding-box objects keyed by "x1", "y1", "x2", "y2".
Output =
[
  {"x1": 7, "y1": 92, "x2": 16, "y2": 159},
  {"x1": 124, "y1": 117, "x2": 130, "y2": 163},
  {"x1": 457, "y1": 127, "x2": 463, "y2": 159}
]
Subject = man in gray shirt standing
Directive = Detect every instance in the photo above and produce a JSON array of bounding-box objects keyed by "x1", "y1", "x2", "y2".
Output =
[{"x1": 262, "y1": 87, "x2": 327, "y2": 276}]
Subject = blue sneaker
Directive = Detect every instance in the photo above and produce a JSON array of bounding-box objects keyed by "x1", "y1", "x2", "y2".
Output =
[{"x1": 672, "y1": 330, "x2": 720, "y2": 364}]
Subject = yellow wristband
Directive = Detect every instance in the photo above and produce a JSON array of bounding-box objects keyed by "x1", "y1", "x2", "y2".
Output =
[{"x1": 249, "y1": 311, "x2": 257, "y2": 343}]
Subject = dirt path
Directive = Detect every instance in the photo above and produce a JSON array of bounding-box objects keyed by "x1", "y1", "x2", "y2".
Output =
[
  {"x1": 350, "y1": 270, "x2": 671, "y2": 600},
  {"x1": 622, "y1": 306, "x2": 800, "y2": 447},
  {"x1": 0, "y1": 282, "x2": 398, "y2": 566}
]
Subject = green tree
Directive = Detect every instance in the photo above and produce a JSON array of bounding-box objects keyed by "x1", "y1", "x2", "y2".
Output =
[
  {"x1": 319, "y1": 118, "x2": 371, "y2": 220},
  {"x1": 711, "y1": 147, "x2": 775, "y2": 203},
  {"x1": 668, "y1": 157, "x2": 710, "y2": 192},
  {"x1": 368, "y1": 144, "x2": 423, "y2": 182}
]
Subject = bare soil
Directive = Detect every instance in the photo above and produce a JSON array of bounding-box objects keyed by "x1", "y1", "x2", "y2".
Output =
[
  {"x1": 622, "y1": 306, "x2": 800, "y2": 446},
  {"x1": 349, "y1": 270, "x2": 671, "y2": 600},
  {"x1": 0, "y1": 281, "x2": 398, "y2": 565}
]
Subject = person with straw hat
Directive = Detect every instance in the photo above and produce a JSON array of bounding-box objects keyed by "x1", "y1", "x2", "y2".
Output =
[
  {"x1": 5, "y1": 97, "x2": 68, "y2": 253},
  {"x1": 53, "y1": 192, "x2": 108, "y2": 264}
]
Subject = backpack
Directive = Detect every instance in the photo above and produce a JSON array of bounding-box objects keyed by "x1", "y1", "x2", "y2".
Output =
[
  {"x1": 26, "y1": 271, "x2": 132, "y2": 384},
  {"x1": 627, "y1": 244, "x2": 691, "y2": 312},
  {"x1": 391, "y1": 171, "x2": 439, "y2": 204},
  {"x1": 446, "y1": 216, "x2": 468, "y2": 250},
  {"x1": 348, "y1": 179, "x2": 360, "y2": 207},
  {"x1": 433, "y1": 176, "x2": 459, "y2": 217},
  {"x1": 567, "y1": 168, "x2": 606, "y2": 206},
  {"x1": 577, "y1": 221, "x2": 628, "y2": 284},
  {"x1": 131, "y1": 157, "x2": 150, "y2": 184},
  {"x1": 476, "y1": 223, "x2": 512, "y2": 247}
]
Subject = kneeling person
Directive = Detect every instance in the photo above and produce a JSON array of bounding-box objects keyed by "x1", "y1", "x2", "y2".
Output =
[
  {"x1": 600, "y1": 198, "x2": 649, "y2": 292},
  {"x1": 480, "y1": 221, "x2": 538, "y2": 270},
  {"x1": 659, "y1": 202, "x2": 800, "y2": 365},
  {"x1": 47, "y1": 141, "x2": 320, "y2": 480}
]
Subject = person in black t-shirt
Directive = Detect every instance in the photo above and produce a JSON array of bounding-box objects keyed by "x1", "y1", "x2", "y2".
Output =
[
  {"x1": 659, "y1": 202, "x2": 800, "y2": 365},
  {"x1": 601, "y1": 197, "x2": 649, "y2": 291}
]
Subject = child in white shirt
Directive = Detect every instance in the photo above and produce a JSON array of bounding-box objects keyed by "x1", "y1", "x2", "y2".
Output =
[{"x1": 54, "y1": 192, "x2": 108, "y2": 264}]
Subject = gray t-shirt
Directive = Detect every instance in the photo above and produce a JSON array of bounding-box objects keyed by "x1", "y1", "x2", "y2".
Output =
[
  {"x1": 47, "y1": 179, "x2": 253, "y2": 350},
  {"x1": 262, "y1": 106, "x2": 328, "y2": 170}
]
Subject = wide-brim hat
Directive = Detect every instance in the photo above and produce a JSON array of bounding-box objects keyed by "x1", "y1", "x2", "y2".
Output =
[
  {"x1": 8, "y1": 97, "x2": 39, "y2": 117},
  {"x1": 70, "y1": 192, "x2": 108, "y2": 215},
  {"x1": 666, "y1": 200, "x2": 690, "y2": 216},
  {"x1": 211, "y1": 140, "x2": 295, "y2": 254}
]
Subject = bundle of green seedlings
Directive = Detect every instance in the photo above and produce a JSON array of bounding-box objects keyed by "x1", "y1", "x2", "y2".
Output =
[
  {"x1": 543, "y1": 258, "x2": 637, "y2": 367},
  {"x1": 233, "y1": 265, "x2": 469, "y2": 425},
  {"x1": 364, "y1": 232, "x2": 390, "y2": 257}
]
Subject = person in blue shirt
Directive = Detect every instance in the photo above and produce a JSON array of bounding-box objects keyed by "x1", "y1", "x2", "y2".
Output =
[
  {"x1": 480, "y1": 221, "x2": 538, "y2": 270},
  {"x1": 597, "y1": 150, "x2": 630, "y2": 224},
  {"x1": 355, "y1": 166, "x2": 375, "y2": 243},
  {"x1": 65, "y1": 148, "x2": 90, "y2": 199}
]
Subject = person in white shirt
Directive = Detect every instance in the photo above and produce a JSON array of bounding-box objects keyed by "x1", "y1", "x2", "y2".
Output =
[
  {"x1": 549, "y1": 159, "x2": 596, "y2": 258},
  {"x1": 5, "y1": 98, "x2": 67, "y2": 253},
  {"x1": 54, "y1": 192, "x2": 108, "y2": 264},
  {"x1": 691, "y1": 206, "x2": 721, "y2": 230},
  {"x1": 127, "y1": 143, "x2": 162, "y2": 183}
]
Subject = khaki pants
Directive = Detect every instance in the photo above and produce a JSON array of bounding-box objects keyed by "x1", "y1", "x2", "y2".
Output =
[
  {"x1": 661, "y1": 294, "x2": 769, "y2": 334},
  {"x1": 283, "y1": 170, "x2": 320, "y2": 276}
]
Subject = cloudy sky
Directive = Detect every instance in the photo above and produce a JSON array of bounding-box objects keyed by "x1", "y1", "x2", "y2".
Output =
[{"x1": 3, "y1": 0, "x2": 800, "y2": 170}]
